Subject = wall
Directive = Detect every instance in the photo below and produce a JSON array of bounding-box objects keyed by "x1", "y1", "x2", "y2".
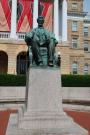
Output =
[
  {"x1": 0, "y1": 39, "x2": 28, "y2": 74},
  {"x1": 0, "y1": 87, "x2": 90, "y2": 109}
]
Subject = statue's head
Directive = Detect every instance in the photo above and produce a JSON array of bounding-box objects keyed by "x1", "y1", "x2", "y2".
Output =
[{"x1": 37, "y1": 16, "x2": 44, "y2": 27}]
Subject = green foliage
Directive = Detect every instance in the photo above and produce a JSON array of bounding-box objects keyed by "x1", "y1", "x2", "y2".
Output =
[
  {"x1": 0, "y1": 74, "x2": 90, "y2": 87},
  {"x1": 61, "y1": 75, "x2": 90, "y2": 87},
  {"x1": 0, "y1": 74, "x2": 26, "y2": 86}
]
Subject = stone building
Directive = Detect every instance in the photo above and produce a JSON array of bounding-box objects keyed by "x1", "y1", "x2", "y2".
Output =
[
  {"x1": 0, "y1": 0, "x2": 90, "y2": 75},
  {"x1": 66, "y1": 0, "x2": 90, "y2": 75}
]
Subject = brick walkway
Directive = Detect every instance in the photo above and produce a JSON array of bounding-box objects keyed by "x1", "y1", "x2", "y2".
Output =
[
  {"x1": 65, "y1": 110, "x2": 90, "y2": 135},
  {"x1": 0, "y1": 109, "x2": 90, "y2": 135},
  {"x1": 0, "y1": 110, "x2": 17, "y2": 135}
]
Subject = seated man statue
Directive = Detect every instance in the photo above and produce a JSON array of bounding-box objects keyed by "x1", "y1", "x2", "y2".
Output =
[{"x1": 25, "y1": 16, "x2": 58, "y2": 66}]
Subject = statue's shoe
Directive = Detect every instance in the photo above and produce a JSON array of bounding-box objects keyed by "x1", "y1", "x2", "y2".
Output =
[{"x1": 48, "y1": 62, "x2": 54, "y2": 67}]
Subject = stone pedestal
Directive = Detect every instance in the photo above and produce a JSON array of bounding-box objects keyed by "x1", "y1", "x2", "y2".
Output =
[{"x1": 6, "y1": 68, "x2": 88, "y2": 135}]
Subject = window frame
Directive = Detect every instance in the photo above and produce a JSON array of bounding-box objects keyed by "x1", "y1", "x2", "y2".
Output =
[
  {"x1": 83, "y1": 27, "x2": 88, "y2": 37},
  {"x1": 72, "y1": 38, "x2": 78, "y2": 48},
  {"x1": 72, "y1": 3, "x2": 78, "y2": 10},
  {"x1": 72, "y1": 21, "x2": 78, "y2": 32},
  {"x1": 72, "y1": 62, "x2": 78, "y2": 74},
  {"x1": 84, "y1": 41, "x2": 89, "y2": 52},
  {"x1": 84, "y1": 63, "x2": 89, "y2": 75}
]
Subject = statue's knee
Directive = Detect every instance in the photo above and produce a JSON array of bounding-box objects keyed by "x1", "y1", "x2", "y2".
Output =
[{"x1": 49, "y1": 39, "x2": 55, "y2": 45}]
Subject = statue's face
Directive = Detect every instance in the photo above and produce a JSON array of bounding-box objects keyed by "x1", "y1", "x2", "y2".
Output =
[{"x1": 37, "y1": 16, "x2": 44, "y2": 27}]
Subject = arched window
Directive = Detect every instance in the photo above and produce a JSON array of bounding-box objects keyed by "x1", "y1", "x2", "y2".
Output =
[
  {"x1": 84, "y1": 63, "x2": 89, "y2": 75},
  {"x1": 17, "y1": 52, "x2": 29, "y2": 74},
  {"x1": 0, "y1": 51, "x2": 8, "y2": 73},
  {"x1": 72, "y1": 62, "x2": 78, "y2": 74}
]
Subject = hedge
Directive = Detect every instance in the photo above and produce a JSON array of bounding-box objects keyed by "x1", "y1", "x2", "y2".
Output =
[
  {"x1": 0, "y1": 74, "x2": 26, "y2": 86},
  {"x1": 61, "y1": 75, "x2": 90, "y2": 87},
  {"x1": 0, "y1": 74, "x2": 90, "y2": 87}
]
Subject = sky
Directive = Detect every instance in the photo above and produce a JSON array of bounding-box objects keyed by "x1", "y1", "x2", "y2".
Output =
[{"x1": 84, "y1": 0, "x2": 90, "y2": 13}]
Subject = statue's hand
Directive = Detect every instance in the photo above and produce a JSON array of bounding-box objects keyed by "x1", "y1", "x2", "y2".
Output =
[
  {"x1": 55, "y1": 39, "x2": 58, "y2": 45},
  {"x1": 25, "y1": 32, "x2": 33, "y2": 45}
]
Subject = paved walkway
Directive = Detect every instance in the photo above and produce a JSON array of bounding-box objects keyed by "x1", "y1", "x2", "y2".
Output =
[
  {"x1": 0, "y1": 109, "x2": 90, "y2": 135},
  {"x1": 0, "y1": 110, "x2": 17, "y2": 135},
  {"x1": 65, "y1": 110, "x2": 90, "y2": 135}
]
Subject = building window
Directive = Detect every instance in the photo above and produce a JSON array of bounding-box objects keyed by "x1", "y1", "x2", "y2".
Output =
[
  {"x1": 84, "y1": 64, "x2": 89, "y2": 75},
  {"x1": 72, "y1": 21, "x2": 78, "y2": 32},
  {"x1": 72, "y1": 38, "x2": 78, "y2": 48},
  {"x1": 72, "y1": 3, "x2": 77, "y2": 10},
  {"x1": 84, "y1": 42, "x2": 88, "y2": 52},
  {"x1": 17, "y1": 52, "x2": 29, "y2": 74},
  {"x1": 0, "y1": 51, "x2": 8, "y2": 73},
  {"x1": 83, "y1": 27, "x2": 88, "y2": 37},
  {"x1": 72, "y1": 62, "x2": 78, "y2": 74}
]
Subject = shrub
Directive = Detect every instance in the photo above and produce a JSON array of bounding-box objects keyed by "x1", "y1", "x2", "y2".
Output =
[
  {"x1": 61, "y1": 75, "x2": 90, "y2": 87},
  {"x1": 0, "y1": 74, "x2": 26, "y2": 86},
  {"x1": 0, "y1": 74, "x2": 90, "y2": 87}
]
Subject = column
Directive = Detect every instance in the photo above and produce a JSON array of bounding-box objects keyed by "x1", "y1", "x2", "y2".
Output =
[
  {"x1": 10, "y1": 0, "x2": 18, "y2": 39},
  {"x1": 33, "y1": 0, "x2": 38, "y2": 28},
  {"x1": 8, "y1": 53, "x2": 17, "y2": 74},
  {"x1": 62, "y1": 0, "x2": 67, "y2": 41},
  {"x1": 54, "y1": 0, "x2": 59, "y2": 41}
]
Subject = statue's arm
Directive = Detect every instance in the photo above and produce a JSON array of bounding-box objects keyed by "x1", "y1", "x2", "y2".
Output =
[
  {"x1": 50, "y1": 33, "x2": 58, "y2": 45},
  {"x1": 25, "y1": 31, "x2": 34, "y2": 45},
  {"x1": 44, "y1": 30, "x2": 58, "y2": 45}
]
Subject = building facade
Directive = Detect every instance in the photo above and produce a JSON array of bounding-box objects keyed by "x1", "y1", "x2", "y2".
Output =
[
  {"x1": 0, "y1": 0, "x2": 90, "y2": 75},
  {"x1": 67, "y1": 0, "x2": 90, "y2": 75}
]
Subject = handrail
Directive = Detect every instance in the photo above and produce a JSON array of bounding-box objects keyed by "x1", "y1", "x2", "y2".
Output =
[{"x1": 0, "y1": 32, "x2": 25, "y2": 40}]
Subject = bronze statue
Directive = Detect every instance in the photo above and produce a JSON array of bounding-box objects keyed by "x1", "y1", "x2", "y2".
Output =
[{"x1": 25, "y1": 16, "x2": 58, "y2": 66}]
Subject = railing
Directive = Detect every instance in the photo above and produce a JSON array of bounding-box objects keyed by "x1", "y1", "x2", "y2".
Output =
[
  {"x1": 0, "y1": 32, "x2": 25, "y2": 40},
  {"x1": 0, "y1": 32, "x2": 10, "y2": 39},
  {"x1": 17, "y1": 33, "x2": 25, "y2": 39},
  {"x1": 0, "y1": 32, "x2": 62, "y2": 42}
]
